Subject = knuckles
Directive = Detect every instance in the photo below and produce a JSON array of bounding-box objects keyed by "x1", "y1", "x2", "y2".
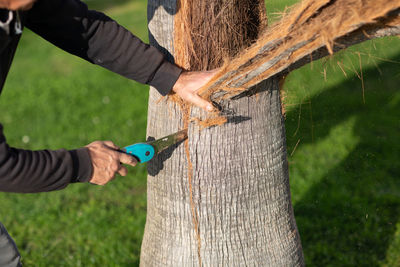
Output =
[
  {"x1": 87, "y1": 140, "x2": 137, "y2": 185},
  {"x1": 110, "y1": 162, "x2": 120, "y2": 172}
]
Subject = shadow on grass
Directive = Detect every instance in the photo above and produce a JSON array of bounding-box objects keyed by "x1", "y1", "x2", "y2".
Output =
[{"x1": 286, "y1": 52, "x2": 400, "y2": 266}]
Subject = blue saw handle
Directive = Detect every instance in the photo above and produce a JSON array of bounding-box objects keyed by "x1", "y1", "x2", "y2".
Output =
[{"x1": 123, "y1": 143, "x2": 155, "y2": 163}]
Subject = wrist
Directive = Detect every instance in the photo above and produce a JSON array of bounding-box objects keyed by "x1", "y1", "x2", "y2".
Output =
[
  {"x1": 69, "y1": 148, "x2": 93, "y2": 183},
  {"x1": 172, "y1": 71, "x2": 187, "y2": 94},
  {"x1": 149, "y1": 61, "x2": 183, "y2": 96}
]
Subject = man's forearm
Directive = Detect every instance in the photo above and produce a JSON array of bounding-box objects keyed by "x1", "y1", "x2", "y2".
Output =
[
  {"x1": 25, "y1": 0, "x2": 182, "y2": 95},
  {"x1": 0, "y1": 124, "x2": 92, "y2": 193}
]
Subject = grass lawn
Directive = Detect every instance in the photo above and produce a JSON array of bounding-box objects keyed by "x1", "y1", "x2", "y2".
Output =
[
  {"x1": 0, "y1": 0, "x2": 399, "y2": 266},
  {"x1": 285, "y1": 38, "x2": 400, "y2": 266}
]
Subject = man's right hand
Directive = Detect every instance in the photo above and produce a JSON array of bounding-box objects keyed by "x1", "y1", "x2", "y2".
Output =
[{"x1": 85, "y1": 141, "x2": 137, "y2": 185}]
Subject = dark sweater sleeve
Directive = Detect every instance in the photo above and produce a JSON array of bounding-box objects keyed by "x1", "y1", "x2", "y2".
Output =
[
  {"x1": 0, "y1": 124, "x2": 92, "y2": 193},
  {"x1": 25, "y1": 0, "x2": 182, "y2": 96}
]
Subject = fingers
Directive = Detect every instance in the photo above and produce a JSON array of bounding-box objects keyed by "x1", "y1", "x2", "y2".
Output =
[
  {"x1": 192, "y1": 70, "x2": 219, "y2": 111},
  {"x1": 172, "y1": 69, "x2": 220, "y2": 112},
  {"x1": 118, "y1": 165, "x2": 128, "y2": 177},
  {"x1": 186, "y1": 92, "x2": 214, "y2": 112},
  {"x1": 103, "y1": 140, "x2": 119, "y2": 150},
  {"x1": 118, "y1": 152, "x2": 138, "y2": 167},
  {"x1": 86, "y1": 140, "x2": 138, "y2": 185}
]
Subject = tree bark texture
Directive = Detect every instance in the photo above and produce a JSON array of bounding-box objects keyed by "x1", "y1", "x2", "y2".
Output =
[{"x1": 141, "y1": 1, "x2": 304, "y2": 266}]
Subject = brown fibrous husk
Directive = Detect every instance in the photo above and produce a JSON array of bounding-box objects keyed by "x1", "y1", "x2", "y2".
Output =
[{"x1": 192, "y1": 0, "x2": 400, "y2": 127}]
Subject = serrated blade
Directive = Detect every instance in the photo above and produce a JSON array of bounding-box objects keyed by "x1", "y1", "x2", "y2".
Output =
[{"x1": 148, "y1": 129, "x2": 188, "y2": 154}]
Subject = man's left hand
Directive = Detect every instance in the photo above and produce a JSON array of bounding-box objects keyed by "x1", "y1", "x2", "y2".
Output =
[{"x1": 172, "y1": 69, "x2": 219, "y2": 112}]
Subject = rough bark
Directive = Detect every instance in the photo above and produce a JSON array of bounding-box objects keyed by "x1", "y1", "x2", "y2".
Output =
[{"x1": 141, "y1": 0, "x2": 304, "y2": 266}]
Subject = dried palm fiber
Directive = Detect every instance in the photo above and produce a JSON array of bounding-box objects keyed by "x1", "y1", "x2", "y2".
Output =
[
  {"x1": 172, "y1": 0, "x2": 267, "y2": 107},
  {"x1": 172, "y1": 0, "x2": 266, "y2": 265},
  {"x1": 174, "y1": 0, "x2": 266, "y2": 70},
  {"x1": 189, "y1": 0, "x2": 400, "y2": 127}
]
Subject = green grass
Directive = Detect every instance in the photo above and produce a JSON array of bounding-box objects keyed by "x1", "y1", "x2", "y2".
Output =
[
  {"x1": 285, "y1": 38, "x2": 400, "y2": 266},
  {"x1": 266, "y1": 0, "x2": 298, "y2": 23},
  {"x1": 0, "y1": 0, "x2": 399, "y2": 266}
]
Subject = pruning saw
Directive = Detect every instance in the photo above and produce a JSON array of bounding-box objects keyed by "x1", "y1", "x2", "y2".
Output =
[{"x1": 122, "y1": 129, "x2": 188, "y2": 163}]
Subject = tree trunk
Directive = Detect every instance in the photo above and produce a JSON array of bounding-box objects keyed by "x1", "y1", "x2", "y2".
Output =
[{"x1": 141, "y1": 1, "x2": 304, "y2": 266}]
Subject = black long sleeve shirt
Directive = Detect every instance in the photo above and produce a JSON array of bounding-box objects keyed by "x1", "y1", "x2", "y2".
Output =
[{"x1": 0, "y1": 0, "x2": 182, "y2": 193}]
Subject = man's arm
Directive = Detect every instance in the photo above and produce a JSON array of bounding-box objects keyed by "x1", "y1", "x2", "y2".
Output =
[
  {"x1": 26, "y1": 0, "x2": 216, "y2": 110},
  {"x1": 25, "y1": 0, "x2": 182, "y2": 96},
  {"x1": 0, "y1": 124, "x2": 92, "y2": 193}
]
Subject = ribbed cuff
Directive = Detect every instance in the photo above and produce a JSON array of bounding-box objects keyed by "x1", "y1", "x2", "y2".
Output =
[
  {"x1": 148, "y1": 60, "x2": 183, "y2": 96},
  {"x1": 70, "y1": 148, "x2": 93, "y2": 183}
]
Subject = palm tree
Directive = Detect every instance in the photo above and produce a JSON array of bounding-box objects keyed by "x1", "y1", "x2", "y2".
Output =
[{"x1": 141, "y1": 0, "x2": 400, "y2": 265}]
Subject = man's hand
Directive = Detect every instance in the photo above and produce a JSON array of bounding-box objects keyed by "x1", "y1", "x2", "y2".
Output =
[
  {"x1": 86, "y1": 141, "x2": 137, "y2": 185},
  {"x1": 0, "y1": 0, "x2": 37, "y2": 10},
  {"x1": 172, "y1": 69, "x2": 219, "y2": 112}
]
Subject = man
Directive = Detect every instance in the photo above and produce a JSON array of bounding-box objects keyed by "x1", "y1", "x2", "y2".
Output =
[{"x1": 0, "y1": 0, "x2": 216, "y2": 265}]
